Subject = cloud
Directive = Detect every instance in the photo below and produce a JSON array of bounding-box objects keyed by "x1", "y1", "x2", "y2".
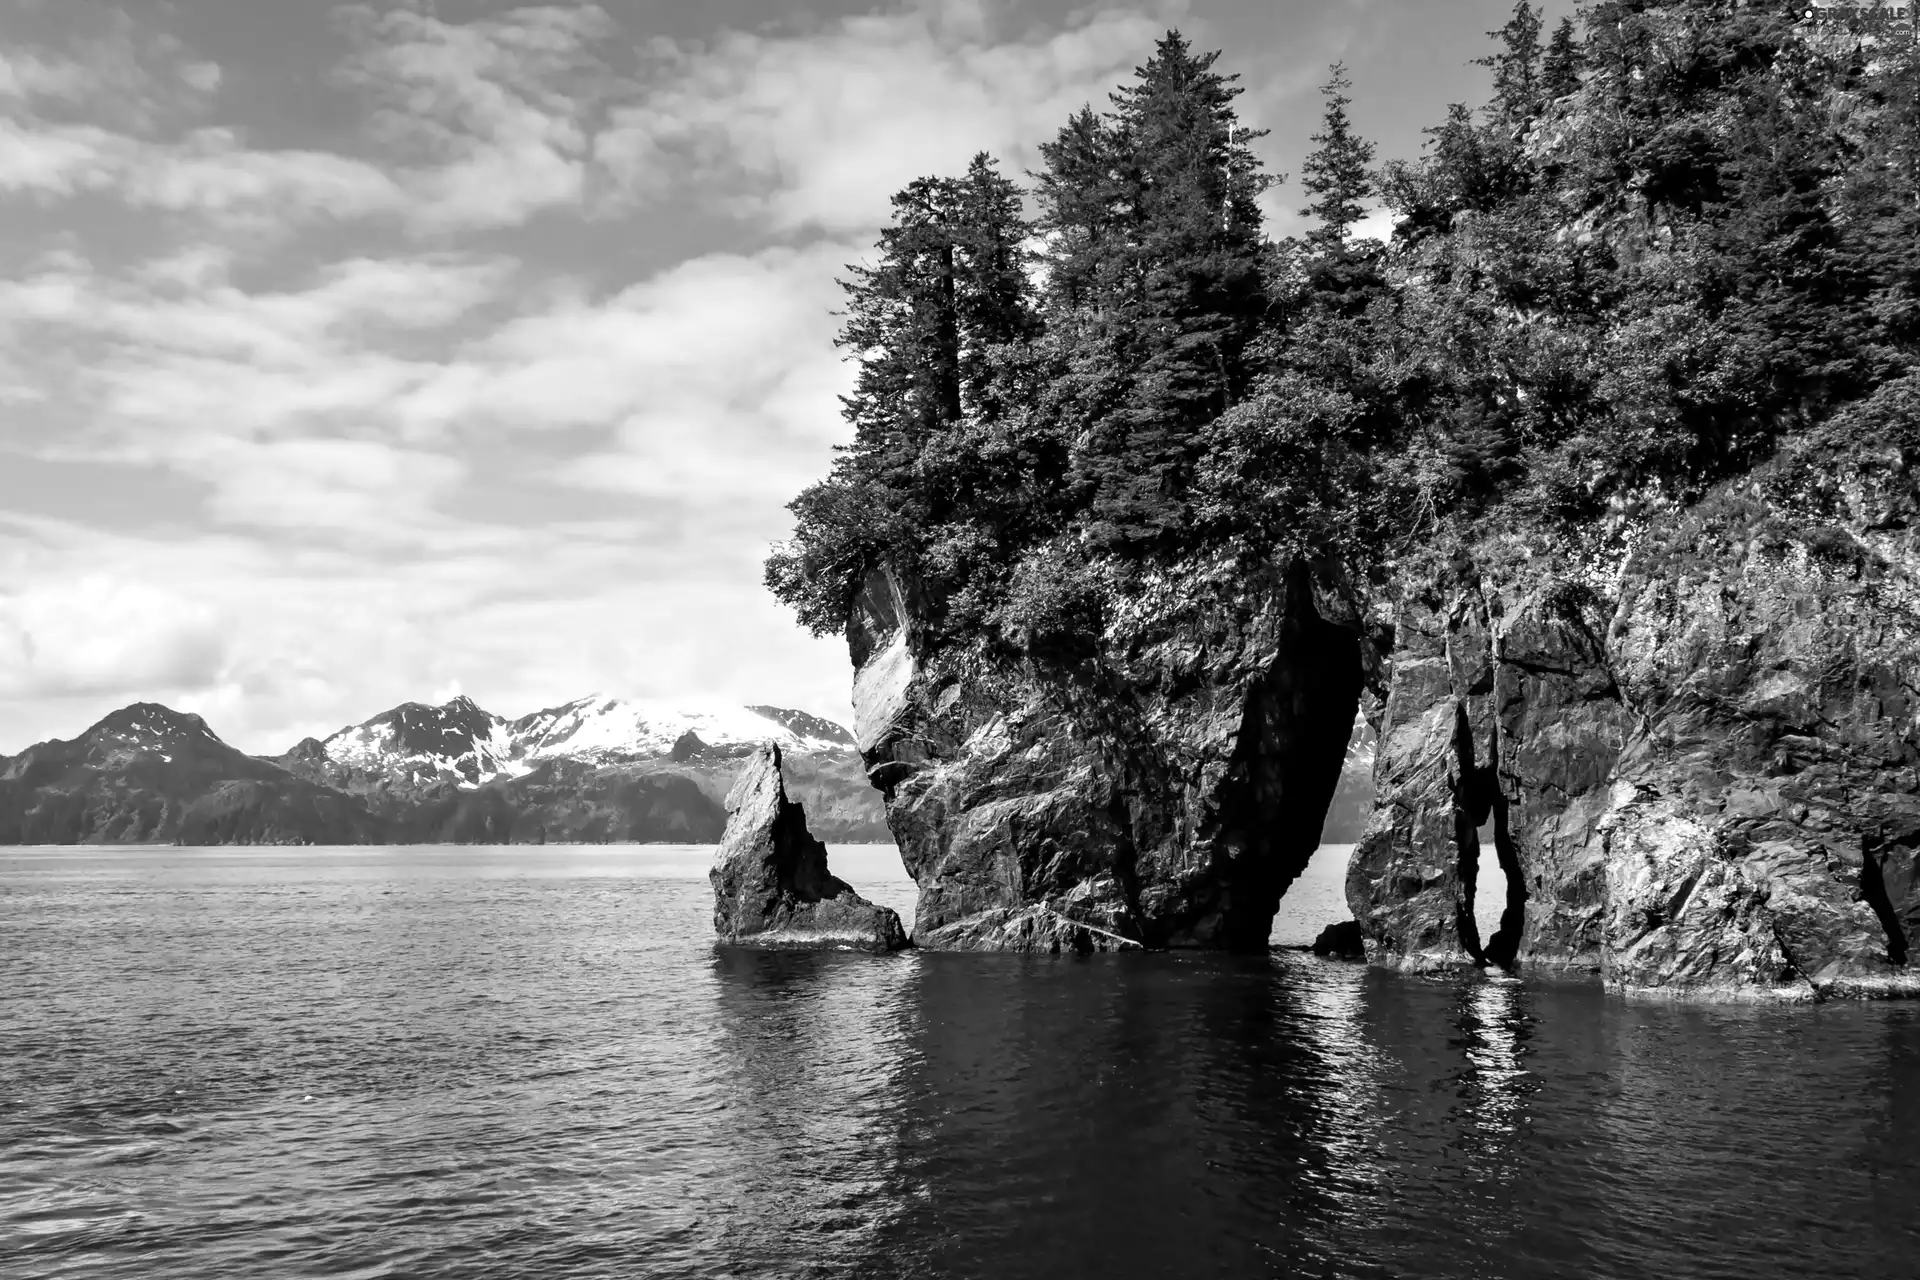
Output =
[
  {"x1": 598, "y1": 3, "x2": 1182, "y2": 233},
  {"x1": 0, "y1": 112, "x2": 402, "y2": 220},
  {"x1": 425, "y1": 241, "x2": 854, "y2": 470},
  {"x1": 0, "y1": 46, "x2": 100, "y2": 103},
  {"x1": 0, "y1": 3, "x2": 619, "y2": 232},
  {"x1": 335, "y1": 2, "x2": 618, "y2": 230},
  {"x1": 0, "y1": 250, "x2": 511, "y2": 543},
  {"x1": 0, "y1": 574, "x2": 228, "y2": 701},
  {"x1": 1, "y1": 1, "x2": 1252, "y2": 755}
]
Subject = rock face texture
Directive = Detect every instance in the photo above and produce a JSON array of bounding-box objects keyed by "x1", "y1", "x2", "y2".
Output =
[
  {"x1": 1350, "y1": 426, "x2": 1920, "y2": 999},
  {"x1": 710, "y1": 745, "x2": 909, "y2": 952},
  {"x1": 850, "y1": 559, "x2": 1378, "y2": 952},
  {"x1": 1348, "y1": 571, "x2": 1631, "y2": 973},
  {"x1": 839, "y1": 414, "x2": 1920, "y2": 997}
]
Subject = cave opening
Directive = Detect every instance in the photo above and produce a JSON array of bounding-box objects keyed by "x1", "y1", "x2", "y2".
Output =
[
  {"x1": 1215, "y1": 563, "x2": 1368, "y2": 952},
  {"x1": 1452, "y1": 704, "x2": 1527, "y2": 969}
]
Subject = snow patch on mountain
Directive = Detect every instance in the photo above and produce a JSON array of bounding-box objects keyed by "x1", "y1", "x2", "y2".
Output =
[
  {"x1": 305, "y1": 694, "x2": 857, "y2": 789},
  {"x1": 89, "y1": 703, "x2": 226, "y2": 752},
  {"x1": 319, "y1": 695, "x2": 526, "y2": 788},
  {"x1": 511, "y1": 696, "x2": 853, "y2": 763}
]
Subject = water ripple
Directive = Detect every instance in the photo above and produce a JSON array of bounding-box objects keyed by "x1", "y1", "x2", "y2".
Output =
[{"x1": 3, "y1": 846, "x2": 1918, "y2": 1279}]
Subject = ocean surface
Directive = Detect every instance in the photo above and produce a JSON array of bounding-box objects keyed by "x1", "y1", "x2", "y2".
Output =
[{"x1": 4, "y1": 843, "x2": 1918, "y2": 1280}]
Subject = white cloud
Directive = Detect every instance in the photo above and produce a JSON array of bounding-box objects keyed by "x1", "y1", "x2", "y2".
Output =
[
  {"x1": 598, "y1": 3, "x2": 1181, "y2": 233},
  {"x1": 336, "y1": 2, "x2": 618, "y2": 230},
  {"x1": 0, "y1": 574, "x2": 227, "y2": 701},
  {"x1": 1, "y1": 1, "x2": 1258, "y2": 755},
  {"x1": 0, "y1": 250, "x2": 511, "y2": 542},
  {"x1": 0, "y1": 47, "x2": 99, "y2": 103}
]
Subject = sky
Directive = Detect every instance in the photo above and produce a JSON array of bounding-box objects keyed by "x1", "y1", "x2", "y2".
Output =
[{"x1": 0, "y1": 0, "x2": 1576, "y2": 755}]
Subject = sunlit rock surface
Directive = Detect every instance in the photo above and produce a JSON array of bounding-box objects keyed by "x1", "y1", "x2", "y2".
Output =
[
  {"x1": 710, "y1": 745, "x2": 908, "y2": 952},
  {"x1": 849, "y1": 559, "x2": 1380, "y2": 952},
  {"x1": 1351, "y1": 427, "x2": 1920, "y2": 1000}
]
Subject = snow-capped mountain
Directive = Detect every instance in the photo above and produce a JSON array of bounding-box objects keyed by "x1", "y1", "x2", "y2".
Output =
[
  {"x1": 85, "y1": 703, "x2": 230, "y2": 761},
  {"x1": 287, "y1": 694, "x2": 859, "y2": 790},
  {"x1": 300, "y1": 695, "x2": 520, "y2": 788},
  {"x1": 3, "y1": 696, "x2": 888, "y2": 846},
  {"x1": 510, "y1": 695, "x2": 855, "y2": 765},
  {"x1": 2, "y1": 703, "x2": 385, "y2": 845}
]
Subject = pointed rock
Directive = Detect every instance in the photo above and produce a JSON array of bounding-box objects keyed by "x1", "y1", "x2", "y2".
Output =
[{"x1": 710, "y1": 745, "x2": 909, "y2": 952}]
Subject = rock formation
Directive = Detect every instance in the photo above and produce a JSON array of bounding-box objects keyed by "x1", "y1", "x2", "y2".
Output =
[
  {"x1": 834, "y1": 419, "x2": 1920, "y2": 998},
  {"x1": 710, "y1": 745, "x2": 909, "y2": 952},
  {"x1": 850, "y1": 559, "x2": 1380, "y2": 952},
  {"x1": 1349, "y1": 423, "x2": 1920, "y2": 1000},
  {"x1": 1310, "y1": 920, "x2": 1366, "y2": 960}
]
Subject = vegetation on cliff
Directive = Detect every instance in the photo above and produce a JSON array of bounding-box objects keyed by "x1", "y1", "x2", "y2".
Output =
[{"x1": 768, "y1": 2, "x2": 1920, "y2": 653}]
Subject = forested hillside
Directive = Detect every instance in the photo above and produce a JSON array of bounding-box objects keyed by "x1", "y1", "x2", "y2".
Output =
[{"x1": 769, "y1": 1, "x2": 1920, "y2": 657}]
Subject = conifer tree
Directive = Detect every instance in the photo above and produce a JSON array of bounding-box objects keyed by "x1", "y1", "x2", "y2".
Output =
[
  {"x1": 1540, "y1": 17, "x2": 1584, "y2": 101},
  {"x1": 950, "y1": 153, "x2": 1039, "y2": 419},
  {"x1": 1300, "y1": 63, "x2": 1375, "y2": 249},
  {"x1": 1477, "y1": 3, "x2": 1545, "y2": 125},
  {"x1": 765, "y1": 159, "x2": 1034, "y2": 631},
  {"x1": 1034, "y1": 106, "x2": 1130, "y2": 316},
  {"x1": 1047, "y1": 30, "x2": 1273, "y2": 550}
]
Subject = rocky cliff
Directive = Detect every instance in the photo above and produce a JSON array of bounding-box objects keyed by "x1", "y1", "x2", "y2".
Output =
[
  {"x1": 836, "y1": 410, "x2": 1920, "y2": 999},
  {"x1": 1349, "y1": 411, "x2": 1920, "y2": 1000},
  {"x1": 850, "y1": 559, "x2": 1381, "y2": 952}
]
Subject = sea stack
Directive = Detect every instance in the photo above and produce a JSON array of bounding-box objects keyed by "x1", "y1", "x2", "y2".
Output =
[{"x1": 710, "y1": 744, "x2": 909, "y2": 952}]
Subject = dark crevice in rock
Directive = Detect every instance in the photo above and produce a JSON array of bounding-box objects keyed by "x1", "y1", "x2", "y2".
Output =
[
  {"x1": 1449, "y1": 701, "x2": 1527, "y2": 969},
  {"x1": 1451, "y1": 704, "x2": 1488, "y2": 963},
  {"x1": 1861, "y1": 839, "x2": 1910, "y2": 966},
  {"x1": 1201, "y1": 563, "x2": 1366, "y2": 951}
]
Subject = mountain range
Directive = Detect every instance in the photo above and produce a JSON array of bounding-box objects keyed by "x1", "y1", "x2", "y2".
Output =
[{"x1": 0, "y1": 695, "x2": 887, "y2": 846}]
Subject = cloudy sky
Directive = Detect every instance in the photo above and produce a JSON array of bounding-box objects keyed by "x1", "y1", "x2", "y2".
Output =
[{"x1": 0, "y1": 0, "x2": 1572, "y2": 754}]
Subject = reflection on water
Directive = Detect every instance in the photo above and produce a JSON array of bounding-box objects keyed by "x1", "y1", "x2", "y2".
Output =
[{"x1": 4, "y1": 847, "x2": 1920, "y2": 1279}]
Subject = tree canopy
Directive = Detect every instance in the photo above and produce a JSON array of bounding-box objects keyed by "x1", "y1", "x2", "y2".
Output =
[{"x1": 768, "y1": 5, "x2": 1920, "y2": 660}]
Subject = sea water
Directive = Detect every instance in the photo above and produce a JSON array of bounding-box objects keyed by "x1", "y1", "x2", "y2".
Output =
[{"x1": 4, "y1": 843, "x2": 1916, "y2": 1278}]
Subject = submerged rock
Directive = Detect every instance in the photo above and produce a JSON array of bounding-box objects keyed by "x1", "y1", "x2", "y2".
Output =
[
  {"x1": 850, "y1": 559, "x2": 1379, "y2": 952},
  {"x1": 1310, "y1": 920, "x2": 1366, "y2": 960},
  {"x1": 709, "y1": 745, "x2": 908, "y2": 952}
]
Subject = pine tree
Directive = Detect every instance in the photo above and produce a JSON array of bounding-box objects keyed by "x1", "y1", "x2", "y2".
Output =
[
  {"x1": 1048, "y1": 30, "x2": 1273, "y2": 550},
  {"x1": 1034, "y1": 106, "x2": 1130, "y2": 316},
  {"x1": 1477, "y1": 3, "x2": 1545, "y2": 126},
  {"x1": 1540, "y1": 17, "x2": 1584, "y2": 101},
  {"x1": 1300, "y1": 63, "x2": 1375, "y2": 249},
  {"x1": 951, "y1": 153, "x2": 1039, "y2": 420},
  {"x1": 766, "y1": 160, "x2": 1036, "y2": 631}
]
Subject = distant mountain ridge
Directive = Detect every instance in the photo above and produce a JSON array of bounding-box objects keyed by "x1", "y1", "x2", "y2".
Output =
[{"x1": 1, "y1": 695, "x2": 888, "y2": 846}]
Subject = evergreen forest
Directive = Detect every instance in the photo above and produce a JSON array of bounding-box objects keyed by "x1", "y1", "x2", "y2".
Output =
[{"x1": 767, "y1": 2, "x2": 1920, "y2": 661}]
